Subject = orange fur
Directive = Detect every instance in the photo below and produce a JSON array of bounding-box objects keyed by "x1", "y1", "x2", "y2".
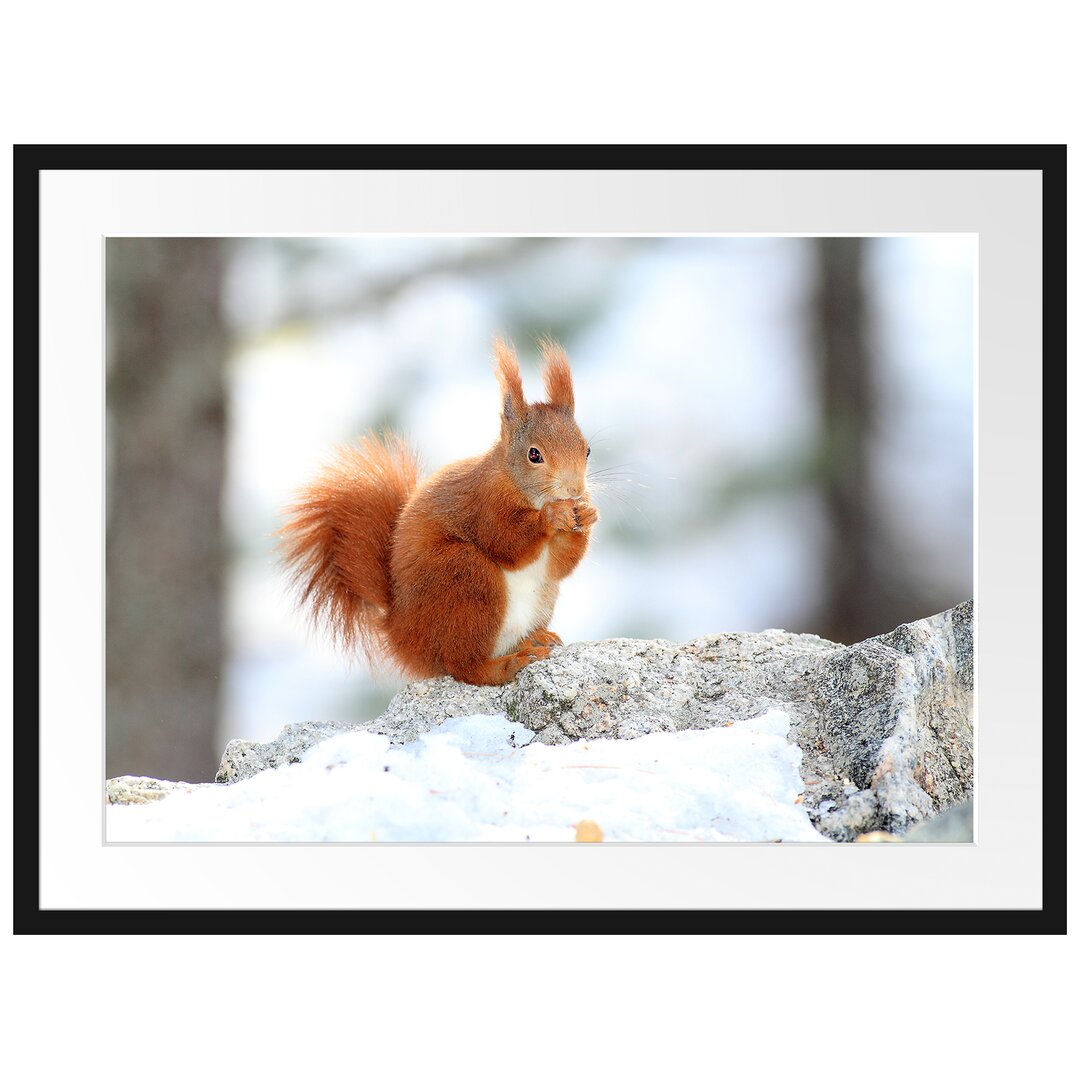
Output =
[
  {"x1": 539, "y1": 336, "x2": 575, "y2": 411},
  {"x1": 278, "y1": 433, "x2": 420, "y2": 659},
  {"x1": 279, "y1": 338, "x2": 598, "y2": 686}
]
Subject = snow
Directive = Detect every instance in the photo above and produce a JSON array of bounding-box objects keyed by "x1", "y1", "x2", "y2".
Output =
[{"x1": 107, "y1": 709, "x2": 829, "y2": 843}]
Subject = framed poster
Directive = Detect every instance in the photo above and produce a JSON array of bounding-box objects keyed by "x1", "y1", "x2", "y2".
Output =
[{"x1": 16, "y1": 145, "x2": 1061, "y2": 931}]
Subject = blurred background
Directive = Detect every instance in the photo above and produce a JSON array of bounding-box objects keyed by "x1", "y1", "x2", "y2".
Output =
[{"x1": 105, "y1": 235, "x2": 974, "y2": 782}]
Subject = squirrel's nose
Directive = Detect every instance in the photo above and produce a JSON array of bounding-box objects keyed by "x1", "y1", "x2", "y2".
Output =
[{"x1": 561, "y1": 472, "x2": 586, "y2": 500}]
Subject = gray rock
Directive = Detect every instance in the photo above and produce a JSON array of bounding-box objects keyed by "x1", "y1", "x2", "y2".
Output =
[
  {"x1": 215, "y1": 718, "x2": 361, "y2": 783},
  {"x1": 902, "y1": 797, "x2": 974, "y2": 842},
  {"x1": 803, "y1": 601, "x2": 973, "y2": 840},
  {"x1": 854, "y1": 798, "x2": 974, "y2": 843},
  {"x1": 106, "y1": 775, "x2": 199, "y2": 805},
  {"x1": 146, "y1": 602, "x2": 974, "y2": 841}
]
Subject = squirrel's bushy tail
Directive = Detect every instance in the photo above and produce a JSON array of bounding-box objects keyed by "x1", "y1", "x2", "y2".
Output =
[{"x1": 278, "y1": 432, "x2": 420, "y2": 662}]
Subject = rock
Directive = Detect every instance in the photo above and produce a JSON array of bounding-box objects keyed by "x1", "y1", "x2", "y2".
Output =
[
  {"x1": 106, "y1": 775, "x2": 199, "y2": 805},
  {"x1": 901, "y1": 797, "x2": 974, "y2": 842},
  {"x1": 215, "y1": 719, "x2": 358, "y2": 784},
  {"x1": 854, "y1": 798, "x2": 974, "y2": 843},
  {"x1": 138, "y1": 601, "x2": 974, "y2": 841},
  {"x1": 803, "y1": 601, "x2": 973, "y2": 840}
]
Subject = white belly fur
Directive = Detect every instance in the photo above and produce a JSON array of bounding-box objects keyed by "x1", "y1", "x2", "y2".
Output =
[{"x1": 493, "y1": 548, "x2": 551, "y2": 657}]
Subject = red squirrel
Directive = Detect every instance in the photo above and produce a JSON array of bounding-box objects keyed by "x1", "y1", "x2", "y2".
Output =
[{"x1": 279, "y1": 337, "x2": 598, "y2": 686}]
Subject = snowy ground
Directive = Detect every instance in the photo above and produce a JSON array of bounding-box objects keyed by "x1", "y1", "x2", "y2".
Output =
[{"x1": 107, "y1": 709, "x2": 829, "y2": 843}]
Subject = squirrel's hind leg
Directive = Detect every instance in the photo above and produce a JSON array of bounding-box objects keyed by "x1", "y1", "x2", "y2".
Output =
[{"x1": 448, "y1": 644, "x2": 553, "y2": 686}]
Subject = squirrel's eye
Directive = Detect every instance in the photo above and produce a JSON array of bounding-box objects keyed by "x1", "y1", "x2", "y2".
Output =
[{"x1": 528, "y1": 447, "x2": 543, "y2": 464}]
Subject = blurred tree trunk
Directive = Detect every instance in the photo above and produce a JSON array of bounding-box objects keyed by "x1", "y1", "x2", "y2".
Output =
[
  {"x1": 813, "y1": 237, "x2": 881, "y2": 644},
  {"x1": 106, "y1": 238, "x2": 228, "y2": 782}
]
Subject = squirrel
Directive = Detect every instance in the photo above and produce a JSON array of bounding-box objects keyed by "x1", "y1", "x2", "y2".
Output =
[{"x1": 279, "y1": 337, "x2": 598, "y2": 686}]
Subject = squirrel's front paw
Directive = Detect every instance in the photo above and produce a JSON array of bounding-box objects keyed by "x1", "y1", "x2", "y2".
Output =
[
  {"x1": 542, "y1": 499, "x2": 579, "y2": 533},
  {"x1": 572, "y1": 499, "x2": 598, "y2": 531}
]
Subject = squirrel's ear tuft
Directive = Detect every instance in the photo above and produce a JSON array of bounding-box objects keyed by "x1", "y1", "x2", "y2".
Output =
[
  {"x1": 539, "y1": 337, "x2": 575, "y2": 412},
  {"x1": 493, "y1": 336, "x2": 527, "y2": 430}
]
